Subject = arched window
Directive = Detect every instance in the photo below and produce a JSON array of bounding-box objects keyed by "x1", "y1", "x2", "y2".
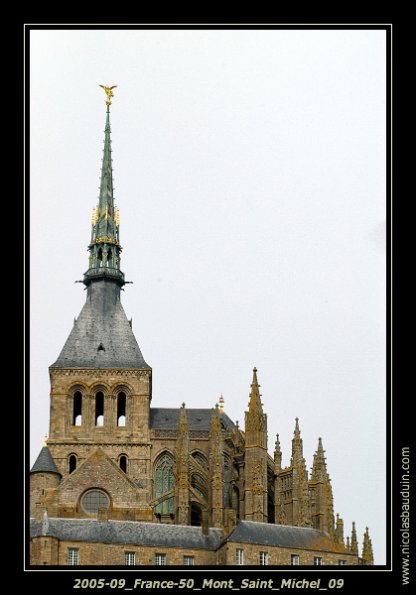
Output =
[
  {"x1": 223, "y1": 454, "x2": 232, "y2": 508},
  {"x1": 107, "y1": 249, "x2": 112, "y2": 267},
  {"x1": 68, "y1": 454, "x2": 77, "y2": 474},
  {"x1": 95, "y1": 392, "x2": 104, "y2": 426},
  {"x1": 191, "y1": 473, "x2": 208, "y2": 500},
  {"x1": 155, "y1": 453, "x2": 175, "y2": 515},
  {"x1": 72, "y1": 391, "x2": 82, "y2": 426},
  {"x1": 191, "y1": 502, "x2": 202, "y2": 526},
  {"x1": 119, "y1": 454, "x2": 127, "y2": 473},
  {"x1": 191, "y1": 451, "x2": 208, "y2": 470},
  {"x1": 117, "y1": 392, "x2": 126, "y2": 426},
  {"x1": 81, "y1": 489, "x2": 110, "y2": 515}
]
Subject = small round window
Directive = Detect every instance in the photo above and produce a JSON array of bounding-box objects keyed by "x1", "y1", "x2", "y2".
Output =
[{"x1": 82, "y1": 489, "x2": 110, "y2": 514}]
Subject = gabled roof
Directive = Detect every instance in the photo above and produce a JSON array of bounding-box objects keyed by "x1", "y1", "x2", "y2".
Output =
[
  {"x1": 30, "y1": 447, "x2": 61, "y2": 476},
  {"x1": 50, "y1": 280, "x2": 150, "y2": 370},
  {"x1": 30, "y1": 518, "x2": 222, "y2": 550},
  {"x1": 150, "y1": 408, "x2": 236, "y2": 431},
  {"x1": 226, "y1": 521, "x2": 329, "y2": 548}
]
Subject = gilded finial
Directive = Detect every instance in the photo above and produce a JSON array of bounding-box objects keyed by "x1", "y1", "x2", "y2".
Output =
[
  {"x1": 99, "y1": 84, "x2": 117, "y2": 107},
  {"x1": 219, "y1": 394, "x2": 225, "y2": 412},
  {"x1": 43, "y1": 434, "x2": 48, "y2": 446}
]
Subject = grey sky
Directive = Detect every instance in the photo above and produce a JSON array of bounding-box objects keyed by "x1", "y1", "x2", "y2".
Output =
[{"x1": 29, "y1": 29, "x2": 386, "y2": 564}]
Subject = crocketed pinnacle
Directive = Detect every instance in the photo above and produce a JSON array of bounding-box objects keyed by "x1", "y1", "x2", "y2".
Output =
[
  {"x1": 361, "y1": 527, "x2": 374, "y2": 565},
  {"x1": 311, "y1": 437, "x2": 330, "y2": 482},
  {"x1": 291, "y1": 417, "x2": 304, "y2": 466},
  {"x1": 245, "y1": 368, "x2": 267, "y2": 449},
  {"x1": 350, "y1": 521, "x2": 358, "y2": 554},
  {"x1": 248, "y1": 367, "x2": 263, "y2": 415}
]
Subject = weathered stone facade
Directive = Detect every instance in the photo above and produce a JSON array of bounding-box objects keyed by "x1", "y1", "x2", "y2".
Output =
[{"x1": 30, "y1": 98, "x2": 374, "y2": 566}]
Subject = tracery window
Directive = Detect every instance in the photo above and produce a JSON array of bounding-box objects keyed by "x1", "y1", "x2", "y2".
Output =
[{"x1": 155, "y1": 453, "x2": 175, "y2": 515}]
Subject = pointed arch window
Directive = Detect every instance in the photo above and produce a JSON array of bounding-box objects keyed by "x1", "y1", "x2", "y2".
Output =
[
  {"x1": 191, "y1": 473, "x2": 207, "y2": 500},
  {"x1": 155, "y1": 454, "x2": 175, "y2": 515},
  {"x1": 191, "y1": 451, "x2": 208, "y2": 470}
]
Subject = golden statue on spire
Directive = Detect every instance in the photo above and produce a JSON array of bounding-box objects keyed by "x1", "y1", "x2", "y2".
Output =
[{"x1": 99, "y1": 84, "x2": 117, "y2": 107}]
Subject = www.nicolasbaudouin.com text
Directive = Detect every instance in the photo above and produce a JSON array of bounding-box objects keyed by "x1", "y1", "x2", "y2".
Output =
[{"x1": 401, "y1": 446, "x2": 410, "y2": 586}]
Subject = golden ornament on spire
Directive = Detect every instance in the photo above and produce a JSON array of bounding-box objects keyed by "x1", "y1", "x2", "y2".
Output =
[
  {"x1": 219, "y1": 394, "x2": 225, "y2": 412},
  {"x1": 99, "y1": 84, "x2": 117, "y2": 107}
]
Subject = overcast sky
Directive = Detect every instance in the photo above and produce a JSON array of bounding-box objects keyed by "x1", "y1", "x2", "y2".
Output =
[{"x1": 29, "y1": 28, "x2": 386, "y2": 564}]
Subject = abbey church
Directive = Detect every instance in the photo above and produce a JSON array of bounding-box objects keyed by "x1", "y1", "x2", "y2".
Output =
[{"x1": 30, "y1": 91, "x2": 374, "y2": 567}]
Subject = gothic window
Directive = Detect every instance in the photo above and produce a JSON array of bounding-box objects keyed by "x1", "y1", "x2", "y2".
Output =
[
  {"x1": 81, "y1": 489, "x2": 110, "y2": 515},
  {"x1": 232, "y1": 486, "x2": 240, "y2": 519},
  {"x1": 95, "y1": 391, "x2": 104, "y2": 426},
  {"x1": 72, "y1": 391, "x2": 82, "y2": 426},
  {"x1": 107, "y1": 249, "x2": 112, "y2": 268},
  {"x1": 119, "y1": 454, "x2": 127, "y2": 473},
  {"x1": 191, "y1": 473, "x2": 207, "y2": 500},
  {"x1": 223, "y1": 454, "x2": 232, "y2": 508},
  {"x1": 191, "y1": 451, "x2": 208, "y2": 470},
  {"x1": 154, "y1": 453, "x2": 175, "y2": 515},
  {"x1": 190, "y1": 502, "x2": 203, "y2": 526},
  {"x1": 68, "y1": 454, "x2": 77, "y2": 474},
  {"x1": 98, "y1": 248, "x2": 103, "y2": 267},
  {"x1": 117, "y1": 392, "x2": 126, "y2": 426}
]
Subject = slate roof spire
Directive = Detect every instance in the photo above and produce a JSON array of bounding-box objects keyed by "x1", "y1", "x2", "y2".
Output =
[
  {"x1": 84, "y1": 92, "x2": 124, "y2": 287},
  {"x1": 51, "y1": 88, "x2": 150, "y2": 370}
]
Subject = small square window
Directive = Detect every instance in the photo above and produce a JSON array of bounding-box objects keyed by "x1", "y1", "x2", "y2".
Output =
[
  {"x1": 259, "y1": 551, "x2": 268, "y2": 566},
  {"x1": 339, "y1": 559, "x2": 346, "y2": 566},
  {"x1": 314, "y1": 557, "x2": 323, "y2": 566},
  {"x1": 236, "y1": 548, "x2": 244, "y2": 565},
  {"x1": 183, "y1": 556, "x2": 194, "y2": 566},
  {"x1": 68, "y1": 547, "x2": 79, "y2": 566},
  {"x1": 124, "y1": 551, "x2": 136, "y2": 566},
  {"x1": 291, "y1": 554, "x2": 300, "y2": 566},
  {"x1": 155, "y1": 553, "x2": 166, "y2": 566}
]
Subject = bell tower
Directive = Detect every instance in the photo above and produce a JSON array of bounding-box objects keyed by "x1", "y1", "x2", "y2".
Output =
[{"x1": 45, "y1": 87, "x2": 152, "y2": 500}]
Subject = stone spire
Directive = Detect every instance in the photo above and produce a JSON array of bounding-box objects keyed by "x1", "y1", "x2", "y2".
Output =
[
  {"x1": 84, "y1": 95, "x2": 124, "y2": 287},
  {"x1": 361, "y1": 527, "x2": 374, "y2": 565},
  {"x1": 175, "y1": 403, "x2": 189, "y2": 525},
  {"x1": 335, "y1": 513, "x2": 344, "y2": 545},
  {"x1": 350, "y1": 521, "x2": 358, "y2": 554},
  {"x1": 210, "y1": 404, "x2": 224, "y2": 528},
  {"x1": 274, "y1": 433, "x2": 282, "y2": 472},
  {"x1": 311, "y1": 437, "x2": 328, "y2": 481},
  {"x1": 289, "y1": 418, "x2": 312, "y2": 527},
  {"x1": 309, "y1": 437, "x2": 335, "y2": 538},
  {"x1": 291, "y1": 417, "x2": 303, "y2": 466},
  {"x1": 245, "y1": 367, "x2": 267, "y2": 449},
  {"x1": 244, "y1": 368, "x2": 268, "y2": 522},
  {"x1": 274, "y1": 434, "x2": 285, "y2": 525}
]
